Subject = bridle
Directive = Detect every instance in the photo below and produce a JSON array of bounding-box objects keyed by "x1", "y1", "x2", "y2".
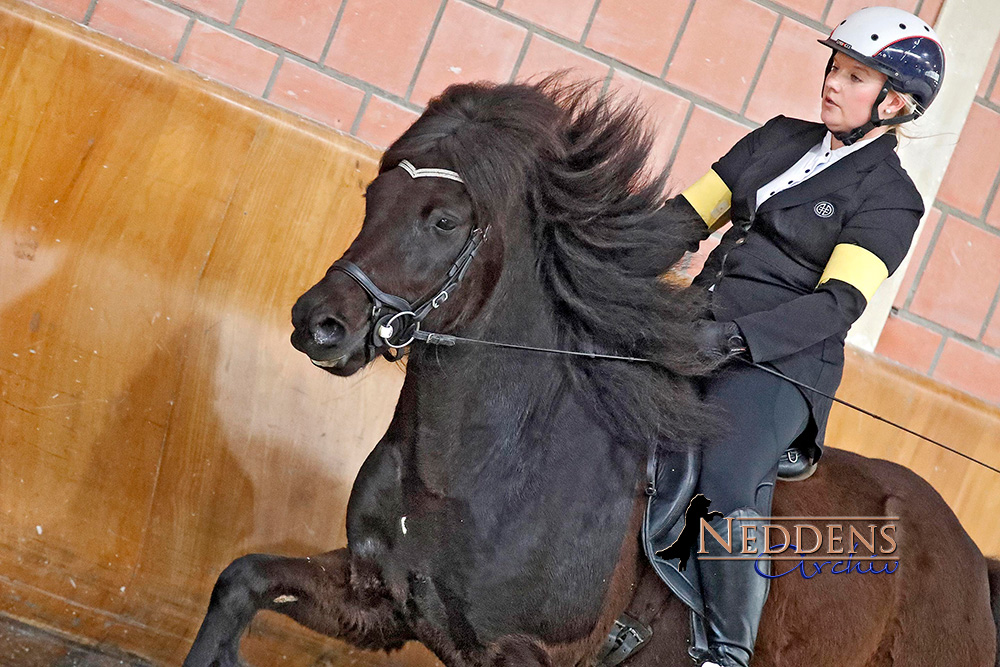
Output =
[{"x1": 330, "y1": 160, "x2": 489, "y2": 362}]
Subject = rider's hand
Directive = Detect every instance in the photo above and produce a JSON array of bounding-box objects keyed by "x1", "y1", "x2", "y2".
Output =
[{"x1": 693, "y1": 320, "x2": 748, "y2": 365}]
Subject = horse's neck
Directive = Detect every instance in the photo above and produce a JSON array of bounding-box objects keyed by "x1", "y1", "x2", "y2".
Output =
[
  {"x1": 356, "y1": 273, "x2": 645, "y2": 639},
  {"x1": 389, "y1": 268, "x2": 613, "y2": 496}
]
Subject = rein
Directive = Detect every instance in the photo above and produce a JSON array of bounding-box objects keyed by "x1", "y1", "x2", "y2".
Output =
[{"x1": 410, "y1": 329, "x2": 1000, "y2": 477}]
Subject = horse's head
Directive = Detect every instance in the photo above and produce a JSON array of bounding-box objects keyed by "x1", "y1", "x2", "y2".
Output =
[
  {"x1": 291, "y1": 153, "x2": 495, "y2": 375},
  {"x1": 291, "y1": 80, "x2": 573, "y2": 375}
]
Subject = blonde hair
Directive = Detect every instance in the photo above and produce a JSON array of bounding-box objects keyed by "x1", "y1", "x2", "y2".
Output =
[{"x1": 887, "y1": 91, "x2": 919, "y2": 138}]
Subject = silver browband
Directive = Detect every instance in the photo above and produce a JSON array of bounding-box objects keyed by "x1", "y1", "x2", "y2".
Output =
[{"x1": 398, "y1": 159, "x2": 464, "y2": 184}]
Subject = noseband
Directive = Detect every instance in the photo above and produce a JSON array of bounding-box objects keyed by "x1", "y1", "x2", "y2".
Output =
[{"x1": 331, "y1": 160, "x2": 489, "y2": 362}]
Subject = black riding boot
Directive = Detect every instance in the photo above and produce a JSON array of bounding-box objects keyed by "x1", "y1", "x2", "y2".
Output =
[{"x1": 690, "y1": 508, "x2": 769, "y2": 667}]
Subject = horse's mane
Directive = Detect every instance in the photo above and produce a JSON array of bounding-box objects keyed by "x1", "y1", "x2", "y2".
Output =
[{"x1": 380, "y1": 75, "x2": 721, "y2": 452}]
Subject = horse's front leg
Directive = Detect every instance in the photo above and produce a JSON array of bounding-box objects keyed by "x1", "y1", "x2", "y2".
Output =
[{"x1": 183, "y1": 548, "x2": 411, "y2": 667}]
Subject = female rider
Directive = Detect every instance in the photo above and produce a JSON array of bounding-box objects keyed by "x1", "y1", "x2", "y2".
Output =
[{"x1": 656, "y1": 7, "x2": 946, "y2": 666}]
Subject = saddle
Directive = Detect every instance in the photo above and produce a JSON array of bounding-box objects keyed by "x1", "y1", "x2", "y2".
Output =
[
  {"x1": 597, "y1": 444, "x2": 816, "y2": 666},
  {"x1": 643, "y1": 444, "x2": 814, "y2": 616}
]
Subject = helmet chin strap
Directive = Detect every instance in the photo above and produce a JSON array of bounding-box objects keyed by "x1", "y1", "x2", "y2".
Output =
[
  {"x1": 833, "y1": 81, "x2": 888, "y2": 146},
  {"x1": 833, "y1": 81, "x2": 918, "y2": 146}
]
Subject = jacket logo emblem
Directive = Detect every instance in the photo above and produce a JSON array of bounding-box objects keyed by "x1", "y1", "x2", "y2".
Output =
[{"x1": 814, "y1": 201, "x2": 835, "y2": 218}]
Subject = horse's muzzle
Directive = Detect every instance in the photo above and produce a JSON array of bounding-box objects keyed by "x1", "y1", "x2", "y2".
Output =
[{"x1": 290, "y1": 290, "x2": 369, "y2": 375}]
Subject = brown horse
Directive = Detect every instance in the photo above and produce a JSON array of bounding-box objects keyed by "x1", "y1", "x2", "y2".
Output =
[{"x1": 184, "y1": 77, "x2": 1000, "y2": 666}]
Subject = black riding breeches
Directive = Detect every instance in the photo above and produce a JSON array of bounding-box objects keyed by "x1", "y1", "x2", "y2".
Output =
[{"x1": 696, "y1": 363, "x2": 810, "y2": 517}]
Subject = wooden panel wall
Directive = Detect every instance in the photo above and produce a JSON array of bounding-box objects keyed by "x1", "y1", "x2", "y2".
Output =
[
  {"x1": 0, "y1": 2, "x2": 996, "y2": 665},
  {"x1": 831, "y1": 348, "x2": 1000, "y2": 558},
  {"x1": 0, "y1": 2, "x2": 434, "y2": 664}
]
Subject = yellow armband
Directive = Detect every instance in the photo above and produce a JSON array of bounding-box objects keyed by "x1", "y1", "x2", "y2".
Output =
[
  {"x1": 681, "y1": 170, "x2": 732, "y2": 232},
  {"x1": 817, "y1": 243, "x2": 889, "y2": 302}
]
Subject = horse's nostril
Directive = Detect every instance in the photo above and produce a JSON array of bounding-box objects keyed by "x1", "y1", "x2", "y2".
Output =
[{"x1": 311, "y1": 315, "x2": 346, "y2": 347}]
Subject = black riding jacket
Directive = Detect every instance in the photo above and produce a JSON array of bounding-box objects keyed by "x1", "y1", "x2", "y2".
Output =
[{"x1": 673, "y1": 115, "x2": 924, "y2": 459}]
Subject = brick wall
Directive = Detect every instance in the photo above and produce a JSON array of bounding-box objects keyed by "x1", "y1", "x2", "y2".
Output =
[
  {"x1": 26, "y1": 0, "x2": 1000, "y2": 407},
  {"x1": 876, "y1": 35, "x2": 1000, "y2": 406}
]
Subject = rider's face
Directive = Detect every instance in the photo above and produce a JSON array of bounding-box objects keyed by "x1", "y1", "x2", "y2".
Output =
[{"x1": 821, "y1": 52, "x2": 902, "y2": 140}]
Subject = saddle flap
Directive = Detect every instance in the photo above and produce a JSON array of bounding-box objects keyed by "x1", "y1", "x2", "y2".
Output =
[
  {"x1": 641, "y1": 447, "x2": 706, "y2": 617},
  {"x1": 642, "y1": 444, "x2": 821, "y2": 620}
]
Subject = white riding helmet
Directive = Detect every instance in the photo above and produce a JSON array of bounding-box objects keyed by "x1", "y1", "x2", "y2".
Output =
[{"x1": 819, "y1": 6, "x2": 946, "y2": 145}]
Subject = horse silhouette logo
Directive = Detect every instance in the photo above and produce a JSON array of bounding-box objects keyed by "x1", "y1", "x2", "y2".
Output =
[{"x1": 654, "y1": 493, "x2": 723, "y2": 571}]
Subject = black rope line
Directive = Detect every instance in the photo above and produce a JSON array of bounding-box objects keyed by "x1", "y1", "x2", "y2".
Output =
[
  {"x1": 734, "y1": 357, "x2": 1000, "y2": 475},
  {"x1": 411, "y1": 330, "x2": 1000, "y2": 477}
]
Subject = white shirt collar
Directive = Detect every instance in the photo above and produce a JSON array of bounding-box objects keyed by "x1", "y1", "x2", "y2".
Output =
[
  {"x1": 823, "y1": 130, "x2": 880, "y2": 160},
  {"x1": 753, "y1": 130, "x2": 884, "y2": 211}
]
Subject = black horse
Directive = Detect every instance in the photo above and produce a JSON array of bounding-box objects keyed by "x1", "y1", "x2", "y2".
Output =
[{"x1": 185, "y1": 77, "x2": 1000, "y2": 666}]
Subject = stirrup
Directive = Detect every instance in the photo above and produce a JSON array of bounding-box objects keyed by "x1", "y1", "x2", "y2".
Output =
[{"x1": 690, "y1": 650, "x2": 739, "y2": 667}]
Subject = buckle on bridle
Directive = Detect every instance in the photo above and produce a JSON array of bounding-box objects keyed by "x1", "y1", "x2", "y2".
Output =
[{"x1": 431, "y1": 291, "x2": 449, "y2": 309}]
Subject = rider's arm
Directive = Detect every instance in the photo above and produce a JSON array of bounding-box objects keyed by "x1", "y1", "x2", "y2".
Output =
[
  {"x1": 732, "y1": 200, "x2": 922, "y2": 363},
  {"x1": 659, "y1": 116, "x2": 788, "y2": 253}
]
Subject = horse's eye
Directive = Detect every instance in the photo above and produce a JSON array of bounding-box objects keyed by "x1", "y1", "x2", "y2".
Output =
[{"x1": 435, "y1": 217, "x2": 457, "y2": 231}]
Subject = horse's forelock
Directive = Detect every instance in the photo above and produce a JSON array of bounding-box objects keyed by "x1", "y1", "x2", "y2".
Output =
[{"x1": 382, "y1": 80, "x2": 567, "y2": 230}]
